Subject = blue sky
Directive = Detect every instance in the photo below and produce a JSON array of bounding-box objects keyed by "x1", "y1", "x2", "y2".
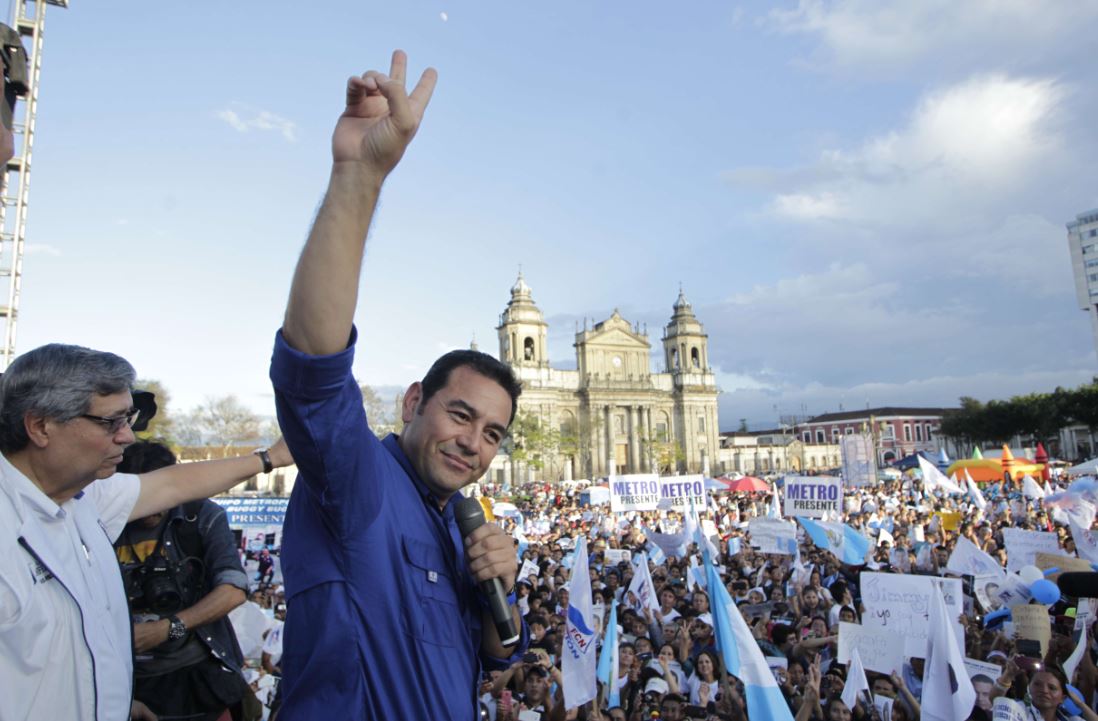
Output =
[{"x1": 15, "y1": 0, "x2": 1098, "y2": 430}]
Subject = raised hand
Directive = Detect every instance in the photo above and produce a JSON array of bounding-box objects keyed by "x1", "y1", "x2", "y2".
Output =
[{"x1": 332, "y1": 50, "x2": 438, "y2": 177}]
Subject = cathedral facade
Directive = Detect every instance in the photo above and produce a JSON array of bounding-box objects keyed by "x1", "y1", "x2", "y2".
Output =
[{"x1": 495, "y1": 274, "x2": 720, "y2": 480}]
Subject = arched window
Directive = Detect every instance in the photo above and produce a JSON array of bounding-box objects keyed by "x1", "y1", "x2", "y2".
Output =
[
  {"x1": 670, "y1": 348, "x2": 679, "y2": 369},
  {"x1": 691, "y1": 347, "x2": 700, "y2": 368},
  {"x1": 524, "y1": 337, "x2": 535, "y2": 361}
]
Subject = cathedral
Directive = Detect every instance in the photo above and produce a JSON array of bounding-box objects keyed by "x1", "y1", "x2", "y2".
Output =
[{"x1": 495, "y1": 274, "x2": 720, "y2": 481}]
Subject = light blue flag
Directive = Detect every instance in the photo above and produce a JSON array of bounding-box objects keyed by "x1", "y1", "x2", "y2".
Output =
[
  {"x1": 596, "y1": 599, "x2": 620, "y2": 707},
  {"x1": 704, "y1": 558, "x2": 795, "y2": 721},
  {"x1": 797, "y1": 517, "x2": 870, "y2": 565},
  {"x1": 728, "y1": 537, "x2": 742, "y2": 556}
]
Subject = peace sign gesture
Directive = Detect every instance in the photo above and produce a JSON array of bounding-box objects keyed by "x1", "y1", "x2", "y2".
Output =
[{"x1": 332, "y1": 50, "x2": 438, "y2": 177}]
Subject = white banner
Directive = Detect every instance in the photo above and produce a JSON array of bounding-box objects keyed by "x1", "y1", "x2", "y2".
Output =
[
  {"x1": 609, "y1": 474, "x2": 661, "y2": 513},
  {"x1": 947, "y1": 536, "x2": 1005, "y2": 578},
  {"x1": 860, "y1": 572, "x2": 964, "y2": 657},
  {"x1": 840, "y1": 435, "x2": 875, "y2": 488},
  {"x1": 1002, "y1": 528, "x2": 1061, "y2": 573},
  {"x1": 748, "y1": 518, "x2": 798, "y2": 555},
  {"x1": 837, "y1": 622, "x2": 904, "y2": 675},
  {"x1": 783, "y1": 475, "x2": 842, "y2": 518},
  {"x1": 656, "y1": 474, "x2": 707, "y2": 510}
]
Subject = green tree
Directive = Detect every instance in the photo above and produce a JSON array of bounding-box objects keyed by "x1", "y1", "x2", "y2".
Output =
[
  {"x1": 505, "y1": 410, "x2": 560, "y2": 473},
  {"x1": 178, "y1": 395, "x2": 261, "y2": 457}
]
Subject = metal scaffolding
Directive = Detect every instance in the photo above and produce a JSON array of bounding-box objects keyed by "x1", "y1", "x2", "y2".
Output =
[{"x1": 0, "y1": 0, "x2": 67, "y2": 369}]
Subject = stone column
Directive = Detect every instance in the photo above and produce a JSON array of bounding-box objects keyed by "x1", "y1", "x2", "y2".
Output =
[
  {"x1": 628, "y1": 405, "x2": 641, "y2": 472},
  {"x1": 604, "y1": 405, "x2": 613, "y2": 477}
]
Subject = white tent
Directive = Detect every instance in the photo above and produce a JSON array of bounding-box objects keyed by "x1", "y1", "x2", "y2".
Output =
[{"x1": 1068, "y1": 458, "x2": 1098, "y2": 475}]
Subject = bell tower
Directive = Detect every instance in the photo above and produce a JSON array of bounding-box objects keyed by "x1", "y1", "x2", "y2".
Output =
[
  {"x1": 496, "y1": 272, "x2": 549, "y2": 368},
  {"x1": 662, "y1": 287, "x2": 709, "y2": 374}
]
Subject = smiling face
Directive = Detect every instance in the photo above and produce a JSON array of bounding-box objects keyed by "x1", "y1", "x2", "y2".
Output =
[{"x1": 399, "y1": 366, "x2": 512, "y2": 504}]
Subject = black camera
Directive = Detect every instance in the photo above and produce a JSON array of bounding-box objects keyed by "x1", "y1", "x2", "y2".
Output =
[{"x1": 122, "y1": 557, "x2": 195, "y2": 615}]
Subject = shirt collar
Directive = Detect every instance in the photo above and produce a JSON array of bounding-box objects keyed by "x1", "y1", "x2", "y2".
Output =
[
  {"x1": 382, "y1": 434, "x2": 464, "y2": 518},
  {"x1": 0, "y1": 451, "x2": 66, "y2": 520}
]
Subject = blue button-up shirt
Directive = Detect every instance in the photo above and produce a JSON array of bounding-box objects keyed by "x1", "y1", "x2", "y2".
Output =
[{"x1": 270, "y1": 329, "x2": 527, "y2": 720}]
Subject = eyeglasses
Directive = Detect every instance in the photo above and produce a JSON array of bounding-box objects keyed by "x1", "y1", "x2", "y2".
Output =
[{"x1": 81, "y1": 407, "x2": 140, "y2": 434}]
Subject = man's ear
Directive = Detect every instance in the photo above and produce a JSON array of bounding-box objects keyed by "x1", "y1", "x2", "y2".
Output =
[
  {"x1": 402, "y1": 382, "x2": 423, "y2": 424},
  {"x1": 24, "y1": 413, "x2": 51, "y2": 449}
]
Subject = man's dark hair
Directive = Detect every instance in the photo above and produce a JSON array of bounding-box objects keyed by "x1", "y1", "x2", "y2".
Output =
[
  {"x1": 771, "y1": 624, "x2": 795, "y2": 646},
  {"x1": 419, "y1": 350, "x2": 522, "y2": 425},
  {"x1": 118, "y1": 440, "x2": 177, "y2": 474}
]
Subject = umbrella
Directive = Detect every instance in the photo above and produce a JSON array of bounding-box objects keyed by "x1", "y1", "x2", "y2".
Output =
[{"x1": 720, "y1": 475, "x2": 770, "y2": 492}]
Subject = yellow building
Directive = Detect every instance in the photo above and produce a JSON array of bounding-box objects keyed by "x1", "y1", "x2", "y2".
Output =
[{"x1": 494, "y1": 274, "x2": 719, "y2": 480}]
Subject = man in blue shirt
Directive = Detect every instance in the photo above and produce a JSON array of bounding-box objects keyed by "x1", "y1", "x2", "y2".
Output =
[{"x1": 271, "y1": 50, "x2": 529, "y2": 720}]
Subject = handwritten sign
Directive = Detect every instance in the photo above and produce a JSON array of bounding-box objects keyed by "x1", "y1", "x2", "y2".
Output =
[
  {"x1": 837, "y1": 622, "x2": 904, "y2": 675},
  {"x1": 1002, "y1": 528, "x2": 1061, "y2": 573},
  {"x1": 748, "y1": 518, "x2": 798, "y2": 555},
  {"x1": 609, "y1": 474, "x2": 661, "y2": 513},
  {"x1": 1034, "y1": 552, "x2": 1091, "y2": 582},
  {"x1": 519, "y1": 559, "x2": 541, "y2": 582},
  {"x1": 783, "y1": 475, "x2": 842, "y2": 518},
  {"x1": 1012, "y1": 604, "x2": 1051, "y2": 656},
  {"x1": 860, "y1": 572, "x2": 964, "y2": 657}
]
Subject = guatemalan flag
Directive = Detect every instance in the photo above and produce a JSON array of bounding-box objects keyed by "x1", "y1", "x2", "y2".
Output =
[
  {"x1": 797, "y1": 517, "x2": 870, "y2": 566},
  {"x1": 596, "y1": 599, "x2": 620, "y2": 707},
  {"x1": 704, "y1": 557, "x2": 795, "y2": 721},
  {"x1": 562, "y1": 535, "x2": 598, "y2": 709}
]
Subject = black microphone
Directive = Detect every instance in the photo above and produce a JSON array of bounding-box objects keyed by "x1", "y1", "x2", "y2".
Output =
[
  {"x1": 1057, "y1": 572, "x2": 1098, "y2": 599},
  {"x1": 455, "y1": 496, "x2": 521, "y2": 646}
]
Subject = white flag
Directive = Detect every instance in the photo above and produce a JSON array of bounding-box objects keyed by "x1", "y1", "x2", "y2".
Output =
[
  {"x1": 1064, "y1": 618, "x2": 1089, "y2": 684},
  {"x1": 624, "y1": 552, "x2": 661, "y2": 616},
  {"x1": 1070, "y1": 517, "x2": 1098, "y2": 566},
  {"x1": 562, "y1": 535, "x2": 598, "y2": 709},
  {"x1": 922, "y1": 585, "x2": 976, "y2": 721},
  {"x1": 946, "y1": 537, "x2": 1004, "y2": 578},
  {"x1": 918, "y1": 456, "x2": 964, "y2": 494},
  {"x1": 965, "y1": 470, "x2": 987, "y2": 511},
  {"x1": 841, "y1": 647, "x2": 870, "y2": 710},
  {"x1": 1022, "y1": 475, "x2": 1046, "y2": 500}
]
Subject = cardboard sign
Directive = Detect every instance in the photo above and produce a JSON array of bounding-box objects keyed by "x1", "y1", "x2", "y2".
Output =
[
  {"x1": 609, "y1": 474, "x2": 662, "y2": 513},
  {"x1": 935, "y1": 511, "x2": 962, "y2": 531},
  {"x1": 860, "y1": 572, "x2": 964, "y2": 657},
  {"x1": 748, "y1": 518, "x2": 798, "y2": 555},
  {"x1": 1034, "y1": 552, "x2": 1091, "y2": 582},
  {"x1": 1002, "y1": 528, "x2": 1061, "y2": 573},
  {"x1": 783, "y1": 475, "x2": 842, "y2": 518},
  {"x1": 1012, "y1": 604, "x2": 1051, "y2": 656},
  {"x1": 837, "y1": 622, "x2": 904, "y2": 675}
]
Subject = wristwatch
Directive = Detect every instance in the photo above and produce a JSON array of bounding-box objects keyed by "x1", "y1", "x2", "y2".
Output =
[{"x1": 167, "y1": 615, "x2": 187, "y2": 641}]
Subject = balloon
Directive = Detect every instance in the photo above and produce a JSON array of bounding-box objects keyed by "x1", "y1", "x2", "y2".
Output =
[
  {"x1": 1030, "y1": 579, "x2": 1061, "y2": 605},
  {"x1": 1019, "y1": 565, "x2": 1044, "y2": 585}
]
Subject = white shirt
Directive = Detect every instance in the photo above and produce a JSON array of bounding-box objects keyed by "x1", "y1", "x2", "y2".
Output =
[{"x1": 0, "y1": 455, "x2": 139, "y2": 721}]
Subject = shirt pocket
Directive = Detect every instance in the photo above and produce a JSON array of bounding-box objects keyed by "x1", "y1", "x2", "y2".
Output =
[{"x1": 401, "y1": 535, "x2": 461, "y2": 648}]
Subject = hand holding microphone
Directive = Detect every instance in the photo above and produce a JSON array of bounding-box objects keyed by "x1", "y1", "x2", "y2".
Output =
[{"x1": 456, "y1": 497, "x2": 521, "y2": 646}]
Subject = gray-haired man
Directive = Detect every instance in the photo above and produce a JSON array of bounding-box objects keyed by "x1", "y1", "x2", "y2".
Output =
[{"x1": 0, "y1": 343, "x2": 293, "y2": 721}]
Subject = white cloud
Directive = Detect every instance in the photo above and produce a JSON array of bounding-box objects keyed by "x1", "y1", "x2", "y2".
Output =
[
  {"x1": 767, "y1": 0, "x2": 1098, "y2": 73},
  {"x1": 215, "y1": 104, "x2": 297, "y2": 141},
  {"x1": 26, "y1": 243, "x2": 62, "y2": 256},
  {"x1": 759, "y1": 74, "x2": 1066, "y2": 230}
]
